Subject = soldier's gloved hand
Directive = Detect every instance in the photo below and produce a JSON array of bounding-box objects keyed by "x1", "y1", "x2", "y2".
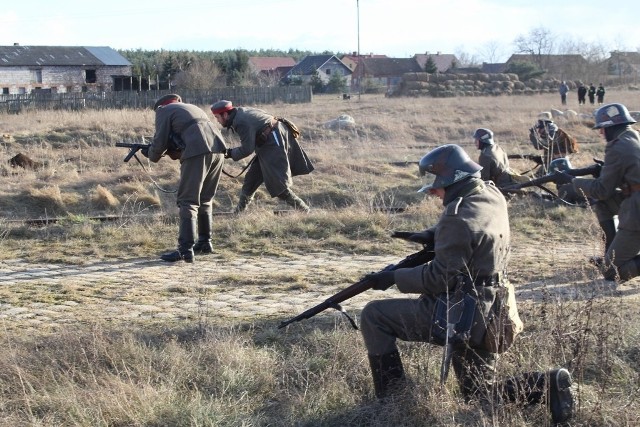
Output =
[
  {"x1": 140, "y1": 146, "x2": 149, "y2": 158},
  {"x1": 553, "y1": 171, "x2": 574, "y2": 185},
  {"x1": 366, "y1": 270, "x2": 396, "y2": 291},
  {"x1": 592, "y1": 158, "x2": 604, "y2": 178},
  {"x1": 224, "y1": 148, "x2": 233, "y2": 159}
]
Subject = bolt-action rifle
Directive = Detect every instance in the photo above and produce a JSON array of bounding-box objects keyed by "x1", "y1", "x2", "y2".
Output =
[
  {"x1": 502, "y1": 160, "x2": 603, "y2": 192},
  {"x1": 277, "y1": 242, "x2": 435, "y2": 330}
]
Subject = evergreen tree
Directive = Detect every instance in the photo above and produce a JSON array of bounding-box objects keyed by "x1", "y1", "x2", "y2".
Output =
[{"x1": 424, "y1": 56, "x2": 438, "y2": 73}]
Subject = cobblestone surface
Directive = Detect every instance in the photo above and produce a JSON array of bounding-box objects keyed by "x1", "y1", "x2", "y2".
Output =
[
  {"x1": 2, "y1": 248, "x2": 638, "y2": 333},
  {"x1": 0, "y1": 252, "x2": 401, "y2": 332}
]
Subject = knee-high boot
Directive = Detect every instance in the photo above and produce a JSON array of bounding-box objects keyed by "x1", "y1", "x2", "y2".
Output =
[
  {"x1": 234, "y1": 192, "x2": 254, "y2": 214},
  {"x1": 193, "y1": 212, "x2": 213, "y2": 254},
  {"x1": 278, "y1": 189, "x2": 310, "y2": 212},
  {"x1": 161, "y1": 217, "x2": 196, "y2": 263},
  {"x1": 368, "y1": 351, "x2": 405, "y2": 399},
  {"x1": 499, "y1": 368, "x2": 573, "y2": 425},
  {"x1": 599, "y1": 219, "x2": 617, "y2": 252}
]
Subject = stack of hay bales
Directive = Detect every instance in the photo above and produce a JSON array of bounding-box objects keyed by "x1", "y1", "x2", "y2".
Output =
[{"x1": 397, "y1": 73, "x2": 572, "y2": 98}]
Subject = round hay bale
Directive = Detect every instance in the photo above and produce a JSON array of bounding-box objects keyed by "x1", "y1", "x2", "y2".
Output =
[{"x1": 514, "y1": 81, "x2": 526, "y2": 90}]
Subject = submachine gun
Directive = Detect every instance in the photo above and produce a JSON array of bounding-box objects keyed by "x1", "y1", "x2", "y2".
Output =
[{"x1": 277, "y1": 236, "x2": 435, "y2": 330}]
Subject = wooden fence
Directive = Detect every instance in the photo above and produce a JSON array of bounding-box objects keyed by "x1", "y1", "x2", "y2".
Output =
[{"x1": 0, "y1": 86, "x2": 313, "y2": 114}]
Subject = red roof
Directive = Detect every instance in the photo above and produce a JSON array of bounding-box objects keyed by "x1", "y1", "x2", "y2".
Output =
[{"x1": 249, "y1": 57, "x2": 296, "y2": 72}]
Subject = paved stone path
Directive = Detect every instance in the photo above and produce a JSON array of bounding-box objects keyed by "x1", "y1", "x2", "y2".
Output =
[
  {"x1": 0, "y1": 253, "x2": 400, "y2": 332},
  {"x1": 2, "y1": 248, "x2": 638, "y2": 333}
]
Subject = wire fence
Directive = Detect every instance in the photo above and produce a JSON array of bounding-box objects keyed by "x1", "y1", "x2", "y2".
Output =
[{"x1": 0, "y1": 86, "x2": 313, "y2": 114}]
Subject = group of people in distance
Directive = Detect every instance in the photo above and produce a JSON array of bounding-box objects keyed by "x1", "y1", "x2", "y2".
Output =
[
  {"x1": 143, "y1": 93, "x2": 640, "y2": 425},
  {"x1": 573, "y1": 82, "x2": 606, "y2": 105}
]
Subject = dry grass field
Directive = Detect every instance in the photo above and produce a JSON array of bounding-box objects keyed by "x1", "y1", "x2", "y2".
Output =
[{"x1": 1, "y1": 91, "x2": 639, "y2": 426}]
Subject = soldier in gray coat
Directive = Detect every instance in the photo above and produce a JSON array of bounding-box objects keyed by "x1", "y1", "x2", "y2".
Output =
[
  {"x1": 362, "y1": 144, "x2": 573, "y2": 424},
  {"x1": 557, "y1": 103, "x2": 640, "y2": 281},
  {"x1": 474, "y1": 128, "x2": 526, "y2": 189},
  {"x1": 146, "y1": 94, "x2": 227, "y2": 263},
  {"x1": 210, "y1": 100, "x2": 313, "y2": 213}
]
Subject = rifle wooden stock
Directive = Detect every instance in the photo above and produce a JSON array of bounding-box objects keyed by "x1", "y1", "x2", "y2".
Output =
[
  {"x1": 277, "y1": 246, "x2": 435, "y2": 329},
  {"x1": 115, "y1": 142, "x2": 151, "y2": 162},
  {"x1": 503, "y1": 163, "x2": 601, "y2": 191}
]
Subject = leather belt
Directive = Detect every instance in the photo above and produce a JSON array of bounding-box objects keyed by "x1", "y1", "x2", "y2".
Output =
[
  {"x1": 628, "y1": 183, "x2": 640, "y2": 192},
  {"x1": 461, "y1": 273, "x2": 501, "y2": 288}
]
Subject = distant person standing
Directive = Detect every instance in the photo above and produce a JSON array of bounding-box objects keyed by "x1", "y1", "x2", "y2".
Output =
[
  {"x1": 597, "y1": 83, "x2": 606, "y2": 105},
  {"x1": 559, "y1": 81, "x2": 569, "y2": 105},
  {"x1": 577, "y1": 83, "x2": 587, "y2": 105},
  {"x1": 588, "y1": 83, "x2": 597, "y2": 105}
]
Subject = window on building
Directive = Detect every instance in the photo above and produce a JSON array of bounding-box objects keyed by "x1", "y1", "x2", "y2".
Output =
[
  {"x1": 18, "y1": 87, "x2": 26, "y2": 94},
  {"x1": 325, "y1": 68, "x2": 331, "y2": 75},
  {"x1": 85, "y1": 69, "x2": 97, "y2": 83},
  {"x1": 2, "y1": 87, "x2": 8, "y2": 94},
  {"x1": 31, "y1": 69, "x2": 43, "y2": 83}
]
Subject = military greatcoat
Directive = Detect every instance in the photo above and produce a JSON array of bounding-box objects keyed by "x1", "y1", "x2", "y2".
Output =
[
  {"x1": 226, "y1": 107, "x2": 313, "y2": 198},
  {"x1": 573, "y1": 126, "x2": 640, "y2": 279}
]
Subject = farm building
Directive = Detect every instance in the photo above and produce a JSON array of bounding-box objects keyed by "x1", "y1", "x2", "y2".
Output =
[{"x1": 0, "y1": 44, "x2": 132, "y2": 95}]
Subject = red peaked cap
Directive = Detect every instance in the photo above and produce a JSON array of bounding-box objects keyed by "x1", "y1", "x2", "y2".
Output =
[{"x1": 211, "y1": 100, "x2": 233, "y2": 114}]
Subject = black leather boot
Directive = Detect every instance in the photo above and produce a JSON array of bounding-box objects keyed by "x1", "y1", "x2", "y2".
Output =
[
  {"x1": 161, "y1": 217, "x2": 196, "y2": 263},
  {"x1": 193, "y1": 212, "x2": 213, "y2": 254},
  {"x1": 234, "y1": 192, "x2": 254, "y2": 214},
  {"x1": 368, "y1": 351, "x2": 405, "y2": 399},
  {"x1": 599, "y1": 219, "x2": 617, "y2": 252},
  {"x1": 548, "y1": 368, "x2": 574, "y2": 425}
]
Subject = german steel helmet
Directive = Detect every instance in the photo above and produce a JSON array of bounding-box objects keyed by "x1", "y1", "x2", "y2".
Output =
[
  {"x1": 418, "y1": 144, "x2": 482, "y2": 193},
  {"x1": 593, "y1": 103, "x2": 637, "y2": 129},
  {"x1": 473, "y1": 128, "x2": 494, "y2": 146}
]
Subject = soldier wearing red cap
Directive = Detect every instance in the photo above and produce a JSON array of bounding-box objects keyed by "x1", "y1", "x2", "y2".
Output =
[
  {"x1": 210, "y1": 100, "x2": 313, "y2": 212},
  {"x1": 146, "y1": 94, "x2": 227, "y2": 263}
]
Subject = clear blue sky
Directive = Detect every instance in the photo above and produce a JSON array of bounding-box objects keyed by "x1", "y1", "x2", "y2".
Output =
[{"x1": 2, "y1": 0, "x2": 637, "y2": 62}]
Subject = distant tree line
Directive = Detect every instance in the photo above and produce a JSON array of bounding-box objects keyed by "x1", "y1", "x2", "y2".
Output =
[{"x1": 118, "y1": 48, "x2": 342, "y2": 91}]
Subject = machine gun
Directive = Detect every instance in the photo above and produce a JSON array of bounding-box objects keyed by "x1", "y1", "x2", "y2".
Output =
[
  {"x1": 115, "y1": 140, "x2": 151, "y2": 162},
  {"x1": 502, "y1": 161, "x2": 603, "y2": 192},
  {"x1": 278, "y1": 244, "x2": 435, "y2": 330}
]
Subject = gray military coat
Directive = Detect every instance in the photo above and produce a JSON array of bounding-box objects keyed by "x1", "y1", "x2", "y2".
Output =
[
  {"x1": 227, "y1": 107, "x2": 313, "y2": 197},
  {"x1": 573, "y1": 127, "x2": 640, "y2": 231},
  {"x1": 478, "y1": 144, "x2": 513, "y2": 188},
  {"x1": 394, "y1": 179, "x2": 512, "y2": 348},
  {"x1": 150, "y1": 102, "x2": 226, "y2": 162}
]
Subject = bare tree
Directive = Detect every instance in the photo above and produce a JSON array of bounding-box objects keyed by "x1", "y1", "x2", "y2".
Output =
[
  {"x1": 173, "y1": 59, "x2": 223, "y2": 90},
  {"x1": 513, "y1": 26, "x2": 556, "y2": 69},
  {"x1": 480, "y1": 40, "x2": 508, "y2": 64}
]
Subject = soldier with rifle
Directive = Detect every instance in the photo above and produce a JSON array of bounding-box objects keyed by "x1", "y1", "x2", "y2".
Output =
[
  {"x1": 554, "y1": 103, "x2": 640, "y2": 282},
  {"x1": 280, "y1": 145, "x2": 573, "y2": 424},
  {"x1": 143, "y1": 94, "x2": 227, "y2": 263},
  {"x1": 473, "y1": 128, "x2": 528, "y2": 190}
]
